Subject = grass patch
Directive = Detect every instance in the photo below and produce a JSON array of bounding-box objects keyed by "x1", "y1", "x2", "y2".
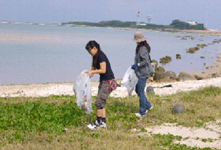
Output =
[
  {"x1": 0, "y1": 86, "x2": 220, "y2": 149},
  {"x1": 145, "y1": 86, "x2": 221, "y2": 127},
  {"x1": 0, "y1": 100, "x2": 90, "y2": 144}
]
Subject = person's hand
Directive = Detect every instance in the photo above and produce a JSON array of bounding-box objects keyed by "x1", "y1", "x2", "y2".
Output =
[
  {"x1": 131, "y1": 64, "x2": 138, "y2": 70},
  {"x1": 85, "y1": 70, "x2": 94, "y2": 78}
]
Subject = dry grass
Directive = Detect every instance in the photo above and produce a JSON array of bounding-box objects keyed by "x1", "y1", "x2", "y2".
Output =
[{"x1": 0, "y1": 128, "x2": 177, "y2": 150}]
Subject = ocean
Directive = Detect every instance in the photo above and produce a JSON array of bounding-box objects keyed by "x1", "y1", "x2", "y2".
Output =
[{"x1": 0, "y1": 23, "x2": 220, "y2": 85}]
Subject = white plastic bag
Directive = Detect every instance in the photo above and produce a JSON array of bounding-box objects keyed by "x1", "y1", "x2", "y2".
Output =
[
  {"x1": 73, "y1": 70, "x2": 92, "y2": 114},
  {"x1": 121, "y1": 67, "x2": 138, "y2": 96}
]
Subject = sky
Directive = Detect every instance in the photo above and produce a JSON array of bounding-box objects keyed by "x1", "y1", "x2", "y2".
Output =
[{"x1": 1, "y1": 0, "x2": 221, "y2": 30}]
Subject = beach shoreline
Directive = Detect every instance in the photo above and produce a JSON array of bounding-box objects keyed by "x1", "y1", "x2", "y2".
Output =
[
  {"x1": 1, "y1": 50, "x2": 221, "y2": 97},
  {"x1": 64, "y1": 23, "x2": 221, "y2": 36},
  {"x1": 187, "y1": 51, "x2": 221, "y2": 79},
  {"x1": 1, "y1": 76, "x2": 221, "y2": 98},
  {"x1": 63, "y1": 24, "x2": 221, "y2": 36}
]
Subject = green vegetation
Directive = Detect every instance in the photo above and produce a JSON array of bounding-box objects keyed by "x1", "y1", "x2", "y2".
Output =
[
  {"x1": 170, "y1": 19, "x2": 206, "y2": 30},
  {"x1": 62, "y1": 20, "x2": 170, "y2": 30},
  {"x1": 62, "y1": 19, "x2": 206, "y2": 31},
  {"x1": 0, "y1": 86, "x2": 220, "y2": 149}
]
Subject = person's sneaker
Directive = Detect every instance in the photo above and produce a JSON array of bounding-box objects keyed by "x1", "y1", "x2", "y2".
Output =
[
  {"x1": 145, "y1": 105, "x2": 153, "y2": 114},
  {"x1": 149, "y1": 105, "x2": 153, "y2": 110},
  {"x1": 135, "y1": 113, "x2": 144, "y2": 118},
  {"x1": 87, "y1": 120, "x2": 100, "y2": 130},
  {"x1": 100, "y1": 122, "x2": 107, "y2": 128}
]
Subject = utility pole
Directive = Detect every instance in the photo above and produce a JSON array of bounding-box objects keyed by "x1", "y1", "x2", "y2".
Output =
[{"x1": 136, "y1": 11, "x2": 140, "y2": 25}]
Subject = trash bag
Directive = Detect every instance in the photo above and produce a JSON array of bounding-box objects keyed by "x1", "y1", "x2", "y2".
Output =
[
  {"x1": 73, "y1": 70, "x2": 92, "y2": 114},
  {"x1": 121, "y1": 67, "x2": 138, "y2": 96}
]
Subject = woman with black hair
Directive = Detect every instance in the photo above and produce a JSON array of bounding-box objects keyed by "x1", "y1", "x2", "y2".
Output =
[
  {"x1": 85, "y1": 40, "x2": 116, "y2": 130},
  {"x1": 131, "y1": 32, "x2": 153, "y2": 117}
]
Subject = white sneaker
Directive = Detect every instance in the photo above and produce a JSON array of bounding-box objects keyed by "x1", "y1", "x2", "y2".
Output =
[
  {"x1": 145, "y1": 106, "x2": 153, "y2": 114},
  {"x1": 149, "y1": 105, "x2": 153, "y2": 110},
  {"x1": 87, "y1": 120, "x2": 100, "y2": 130},
  {"x1": 135, "y1": 113, "x2": 143, "y2": 118},
  {"x1": 100, "y1": 122, "x2": 107, "y2": 128}
]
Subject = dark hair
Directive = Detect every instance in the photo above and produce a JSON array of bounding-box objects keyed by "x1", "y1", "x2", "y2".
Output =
[
  {"x1": 136, "y1": 41, "x2": 151, "y2": 54},
  {"x1": 85, "y1": 40, "x2": 101, "y2": 68}
]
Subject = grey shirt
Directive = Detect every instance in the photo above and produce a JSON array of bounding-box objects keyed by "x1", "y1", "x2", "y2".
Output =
[{"x1": 134, "y1": 46, "x2": 151, "y2": 78}]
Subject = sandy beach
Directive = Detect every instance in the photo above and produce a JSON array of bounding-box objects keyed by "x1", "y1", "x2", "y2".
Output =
[
  {"x1": 1, "y1": 76, "x2": 221, "y2": 98},
  {"x1": 162, "y1": 29, "x2": 221, "y2": 36}
]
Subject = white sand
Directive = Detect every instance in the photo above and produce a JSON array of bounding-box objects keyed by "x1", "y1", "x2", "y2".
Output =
[
  {"x1": 1, "y1": 77, "x2": 221, "y2": 97},
  {"x1": 144, "y1": 120, "x2": 221, "y2": 149}
]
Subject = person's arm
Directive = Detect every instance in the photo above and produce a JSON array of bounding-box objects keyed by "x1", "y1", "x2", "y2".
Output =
[
  {"x1": 138, "y1": 47, "x2": 151, "y2": 67},
  {"x1": 88, "y1": 67, "x2": 95, "y2": 78},
  {"x1": 86, "y1": 62, "x2": 106, "y2": 76}
]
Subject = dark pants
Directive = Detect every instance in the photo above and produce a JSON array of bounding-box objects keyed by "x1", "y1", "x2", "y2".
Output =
[{"x1": 135, "y1": 78, "x2": 152, "y2": 115}]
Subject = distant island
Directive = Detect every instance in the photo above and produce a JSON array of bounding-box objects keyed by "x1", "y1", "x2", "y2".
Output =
[
  {"x1": 2, "y1": 19, "x2": 221, "y2": 35},
  {"x1": 62, "y1": 19, "x2": 206, "y2": 31}
]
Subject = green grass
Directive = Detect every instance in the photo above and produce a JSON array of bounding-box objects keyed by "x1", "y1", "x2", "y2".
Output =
[
  {"x1": 0, "y1": 100, "x2": 90, "y2": 144},
  {"x1": 0, "y1": 86, "x2": 220, "y2": 150}
]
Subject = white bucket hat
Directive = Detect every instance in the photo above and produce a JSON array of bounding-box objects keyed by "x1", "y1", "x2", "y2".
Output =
[{"x1": 133, "y1": 32, "x2": 147, "y2": 42}]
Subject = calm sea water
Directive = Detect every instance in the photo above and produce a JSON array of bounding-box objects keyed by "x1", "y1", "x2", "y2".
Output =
[{"x1": 0, "y1": 23, "x2": 220, "y2": 85}]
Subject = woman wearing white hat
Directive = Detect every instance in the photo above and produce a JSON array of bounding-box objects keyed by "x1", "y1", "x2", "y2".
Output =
[{"x1": 132, "y1": 32, "x2": 153, "y2": 117}]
